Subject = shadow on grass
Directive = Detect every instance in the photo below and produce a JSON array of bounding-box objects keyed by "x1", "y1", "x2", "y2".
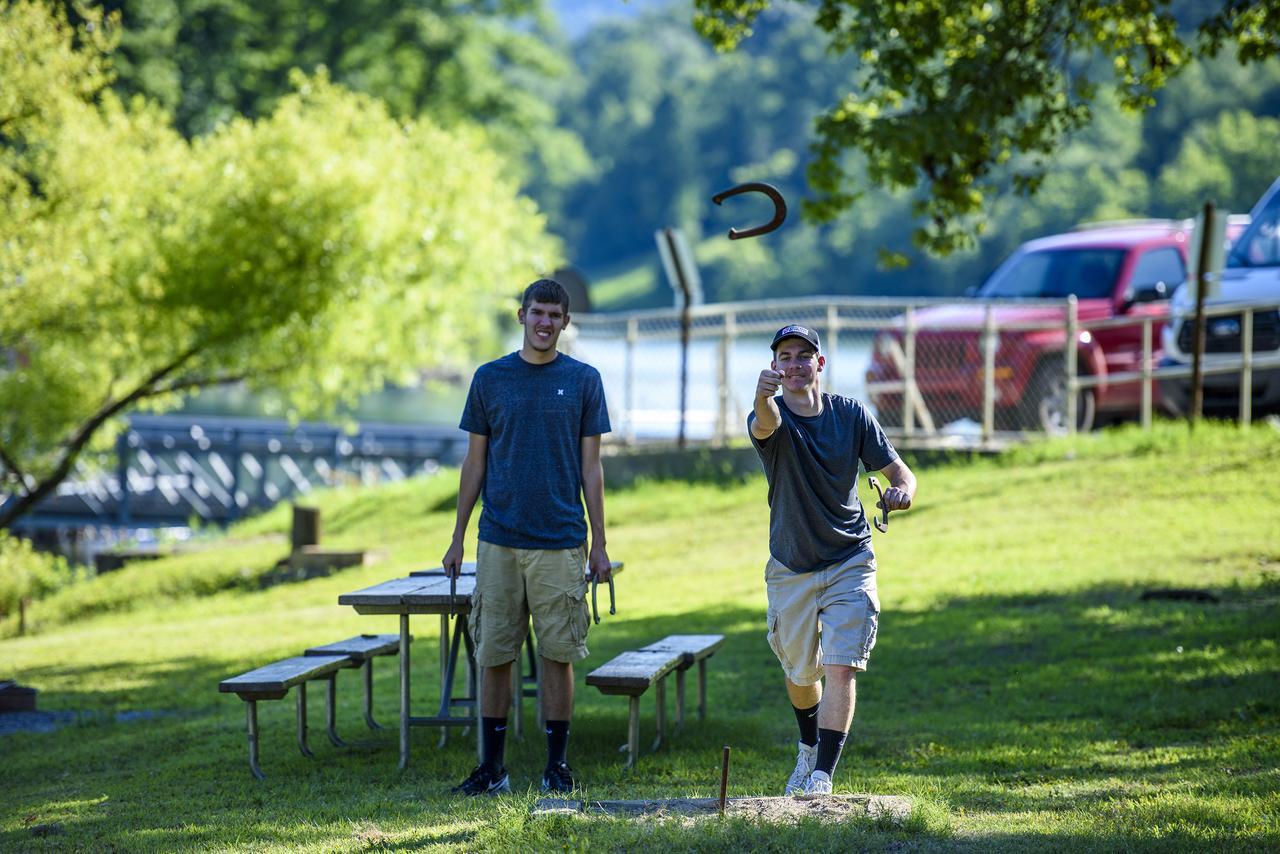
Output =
[{"x1": 3, "y1": 580, "x2": 1278, "y2": 850}]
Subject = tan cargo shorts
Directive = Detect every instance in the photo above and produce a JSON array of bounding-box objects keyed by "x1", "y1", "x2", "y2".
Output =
[
  {"x1": 764, "y1": 549, "x2": 880, "y2": 686},
  {"x1": 470, "y1": 540, "x2": 591, "y2": 668}
]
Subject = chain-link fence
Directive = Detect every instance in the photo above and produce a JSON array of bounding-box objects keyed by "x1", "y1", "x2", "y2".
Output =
[{"x1": 566, "y1": 295, "x2": 1280, "y2": 449}]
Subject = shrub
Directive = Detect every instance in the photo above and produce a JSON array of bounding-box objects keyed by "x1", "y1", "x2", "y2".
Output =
[{"x1": 0, "y1": 532, "x2": 77, "y2": 618}]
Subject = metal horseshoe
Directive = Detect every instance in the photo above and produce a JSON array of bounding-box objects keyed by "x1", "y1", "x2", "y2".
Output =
[
  {"x1": 711, "y1": 182, "x2": 788, "y2": 240},
  {"x1": 591, "y1": 574, "x2": 616, "y2": 624},
  {"x1": 868, "y1": 476, "x2": 890, "y2": 533}
]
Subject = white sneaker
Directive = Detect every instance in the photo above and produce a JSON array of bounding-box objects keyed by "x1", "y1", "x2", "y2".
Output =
[
  {"x1": 784, "y1": 741, "x2": 818, "y2": 795},
  {"x1": 801, "y1": 769, "x2": 833, "y2": 797}
]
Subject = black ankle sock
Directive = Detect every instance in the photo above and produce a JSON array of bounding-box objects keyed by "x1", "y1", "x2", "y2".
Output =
[
  {"x1": 481, "y1": 716, "x2": 508, "y2": 772},
  {"x1": 792, "y1": 703, "x2": 820, "y2": 747},
  {"x1": 545, "y1": 719, "x2": 570, "y2": 767},
  {"x1": 814, "y1": 728, "x2": 847, "y2": 776}
]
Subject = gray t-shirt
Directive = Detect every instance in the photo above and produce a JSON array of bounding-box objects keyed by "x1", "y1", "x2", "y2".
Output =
[
  {"x1": 460, "y1": 352, "x2": 611, "y2": 549},
  {"x1": 748, "y1": 393, "x2": 898, "y2": 572}
]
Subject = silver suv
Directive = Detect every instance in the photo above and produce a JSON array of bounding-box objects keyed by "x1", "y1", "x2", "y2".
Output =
[{"x1": 1161, "y1": 178, "x2": 1280, "y2": 415}]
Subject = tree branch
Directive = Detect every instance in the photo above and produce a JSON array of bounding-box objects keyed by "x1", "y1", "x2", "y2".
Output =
[
  {"x1": 0, "y1": 443, "x2": 30, "y2": 495},
  {"x1": 146, "y1": 371, "x2": 256, "y2": 397}
]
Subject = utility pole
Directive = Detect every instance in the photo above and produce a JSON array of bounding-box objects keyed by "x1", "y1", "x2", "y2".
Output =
[
  {"x1": 1190, "y1": 200, "x2": 1215, "y2": 430},
  {"x1": 656, "y1": 228, "x2": 701, "y2": 449}
]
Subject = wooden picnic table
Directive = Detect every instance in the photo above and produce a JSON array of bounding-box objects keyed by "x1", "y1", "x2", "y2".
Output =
[
  {"x1": 338, "y1": 561, "x2": 621, "y2": 770},
  {"x1": 338, "y1": 563, "x2": 481, "y2": 770}
]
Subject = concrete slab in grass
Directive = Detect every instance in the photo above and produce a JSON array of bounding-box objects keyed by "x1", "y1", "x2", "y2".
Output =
[{"x1": 532, "y1": 794, "x2": 912, "y2": 824}]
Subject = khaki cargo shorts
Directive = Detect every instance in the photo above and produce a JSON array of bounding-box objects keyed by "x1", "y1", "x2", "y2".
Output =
[
  {"x1": 471, "y1": 540, "x2": 591, "y2": 668},
  {"x1": 764, "y1": 549, "x2": 880, "y2": 686}
]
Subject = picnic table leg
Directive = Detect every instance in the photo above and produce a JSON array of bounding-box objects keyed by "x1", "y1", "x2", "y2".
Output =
[
  {"x1": 511, "y1": 637, "x2": 523, "y2": 741},
  {"x1": 460, "y1": 621, "x2": 477, "y2": 742},
  {"x1": 325, "y1": 674, "x2": 345, "y2": 747},
  {"x1": 675, "y1": 669, "x2": 687, "y2": 732},
  {"x1": 463, "y1": 622, "x2": 477, "y2": 738},
  {"x1": 533, "y1": 637, "x2": 545, "y2": 733},
  {"x1": 362, "y1": 659, "x2": 382, "y2": 730},
  {"x1": 246, "y1": 700, "x2": 265, "y2": 781},
  {"x1": 698, "y1": 659, "x2": 708, "y2": 721},
  {"x1": 399, "y1": 613, "x2": 410, "y2": 771},
  {"x1": 626, "y1": 695, "x2": 639, "y2": 770},
  {"x1": 652, "y1": 679, "x2": 666, "y2": 752},
  {"x1": 525, "y1": 635, "x2": 540, "y2": 715},
  {"x1": 438, "y1": 614, "x2": 449, "y2": 749},
  {"x1": 296, "y1": 683, "x2": 314, "y2": 758},
  {"x1": 464, "y1": 624, "x2": 474, "y2": 690},
  {"x1": 438, "y1": 615, "x2": 470, "y2": 742}
]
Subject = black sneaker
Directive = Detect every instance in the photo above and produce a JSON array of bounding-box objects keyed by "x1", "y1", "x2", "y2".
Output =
[
  {"x1": 451, "y1": 764, "x2": 511, "y2": 796},
  {"x1": 541, "y1": 760, "x2": 576, "y2": 793}
]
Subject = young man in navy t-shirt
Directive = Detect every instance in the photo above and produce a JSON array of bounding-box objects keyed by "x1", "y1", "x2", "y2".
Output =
[
  {"x1": 443, "y1": 278, "x2": 612, "y2": 795},
  {"x1": 748, "y1": 324, "x2": 917, "y2": 797}
]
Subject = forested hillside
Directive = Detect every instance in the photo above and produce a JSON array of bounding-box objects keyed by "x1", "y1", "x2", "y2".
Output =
[
  {"x1": 528, "y1": 0, "x2": 1280, "y2": 307},
  {"x1": 49, "y1": 0, "x2": 1280, "y2": 309}
]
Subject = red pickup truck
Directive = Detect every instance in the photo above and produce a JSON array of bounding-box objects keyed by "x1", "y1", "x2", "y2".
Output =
[{"x1": 866, "y1": 224, "x2": 1190, "y2": 433}]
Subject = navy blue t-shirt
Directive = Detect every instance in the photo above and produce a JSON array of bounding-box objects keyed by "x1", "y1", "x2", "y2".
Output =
[
  {"x1": 460, "y1": 352, "x2": 611, "y2": 549},
  {"x1": 748, "y1": 393, "x2": 898, "y2": 572}
]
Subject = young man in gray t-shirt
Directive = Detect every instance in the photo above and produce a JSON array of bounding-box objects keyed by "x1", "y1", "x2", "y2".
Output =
[{"x1": 748, "y1": 324, "x2": 917, "y2": 797}]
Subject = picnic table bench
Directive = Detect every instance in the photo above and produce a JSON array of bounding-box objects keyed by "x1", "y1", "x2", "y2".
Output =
[
  {"x1": 586, "y1": 633, "x2": 724, "y2": 769},
  {"x1": 305, "y1": 634, "x2": 401, "y2": 730},
  {"x1": 219, "y1": 633, "x2": 399, "y2": 779},
  {"x1": 640, "y1": 634, "x2": 725, "y2": 726}
]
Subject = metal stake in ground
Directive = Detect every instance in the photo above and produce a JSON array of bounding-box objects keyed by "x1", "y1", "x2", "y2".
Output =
[{"x1": 719, "y1": 746, "x2": 731, "y2": 815}]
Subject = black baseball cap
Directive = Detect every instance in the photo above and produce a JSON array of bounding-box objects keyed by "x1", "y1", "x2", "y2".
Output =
[{"x1": 771, "y1": 324, "x2": 821, "y2": 352}]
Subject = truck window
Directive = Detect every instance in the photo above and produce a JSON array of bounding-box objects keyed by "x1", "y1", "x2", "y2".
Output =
[
  {"x1": 979, "y1": 248, "x2": 1125, "y2": 299},
  {"x1": 1130, "y1": 248, "x2": 1185, "y2": 289},
  {"x1": 1228, "y1": 183, "x2": 1280, "y2": 268}
]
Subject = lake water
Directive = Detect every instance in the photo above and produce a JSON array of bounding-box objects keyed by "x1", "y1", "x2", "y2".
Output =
[
  {"x1": 570, "y1": 333, "x2": 874, "y2": 441},
  {"x1": 178, "y1": 332, "x2": 875, "y2": 443}
]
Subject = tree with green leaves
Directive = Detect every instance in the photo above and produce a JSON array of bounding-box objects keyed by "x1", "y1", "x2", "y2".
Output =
[
  {"x1": 1157, "y1": 109, "x2": 1280, "y2": 215},
  {"x1": 60, "y1": 0, "x2": 565, "y2": 137},
  {"x1": 0, "y1": 1, "x2": 558, "y2": 530},
  {"x1": 693, "y1": 0, "x2": 1280, "y2": 256}
]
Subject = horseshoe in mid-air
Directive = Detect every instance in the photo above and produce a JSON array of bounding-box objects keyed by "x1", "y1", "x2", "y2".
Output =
[{"x1": 711, "y1": 181, "x2": 788, "y2": 240}]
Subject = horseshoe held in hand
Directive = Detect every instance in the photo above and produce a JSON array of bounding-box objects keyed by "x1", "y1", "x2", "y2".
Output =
[
  {"x1": 591, "y1": 574, "x2": 616, "y2": 625},
  {"x1": 868, "y1": 476, "x2": 890, "y2": 533},
  {"x1": 711, "y1": 182, "x2": 787, "y2": 240}
]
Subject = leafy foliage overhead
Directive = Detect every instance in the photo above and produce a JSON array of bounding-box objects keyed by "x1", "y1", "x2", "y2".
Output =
[
  {"x1": 59, "y1": 0, "x2": 565, "y2": 137},
  {"x1": 526, "y1": 3, "x2": 1279, "y2": 306},
  {"x1": 692, "y1": 0, "x2": 1280, "y2": 255},
  {"x1": 0, "y1": 1, "x2": 558, "y2": 529}
]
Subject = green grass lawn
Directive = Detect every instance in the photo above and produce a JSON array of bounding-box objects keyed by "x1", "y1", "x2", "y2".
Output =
[{"x1": 3, "y1": 421, "x2": 1279, "y2": 851}]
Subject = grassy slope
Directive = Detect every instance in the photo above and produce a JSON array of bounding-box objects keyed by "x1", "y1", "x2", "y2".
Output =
[{"x1": 2, "y1": 422, "x2": 1279, "y2": 851}]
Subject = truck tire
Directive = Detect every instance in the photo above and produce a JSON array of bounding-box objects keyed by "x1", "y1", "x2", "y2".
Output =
[{"x1": 1021, "y1": 356, "x2": 1095, "y2": 434}]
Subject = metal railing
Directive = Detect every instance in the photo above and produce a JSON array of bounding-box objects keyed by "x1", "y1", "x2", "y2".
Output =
[
  {"x1": 567, "y1": 295, "x2": 1280, "y2": 448},
  {"x1": 1072, "y1": 297, "x2": 1280, "y2": 432}
]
